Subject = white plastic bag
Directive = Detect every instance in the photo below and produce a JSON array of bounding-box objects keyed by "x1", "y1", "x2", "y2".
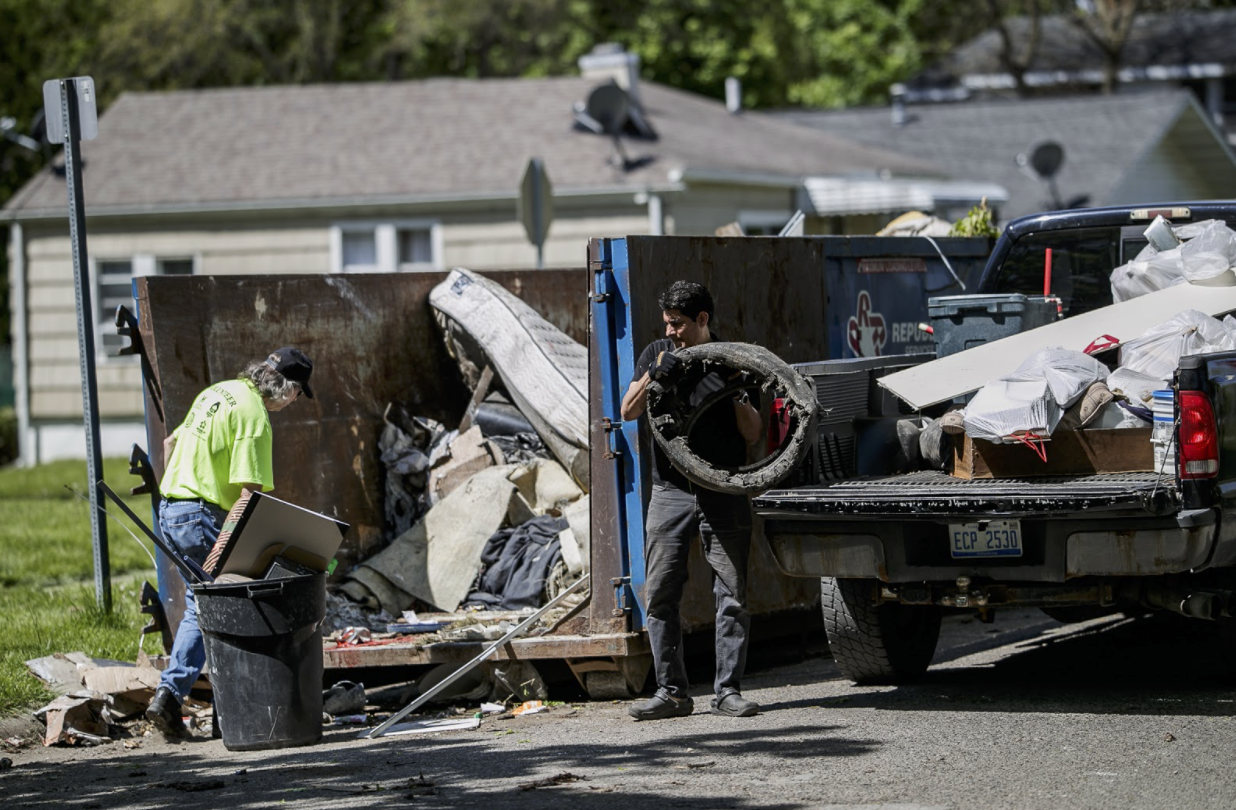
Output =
[
  {"x1": 1119, "y1": 309, "x2": 1235, "y2": 380},
  {"x1": 1106, "y1": 366, "x2": 1167, "y2": 409},
  {"x1": 1177, "y1": 220, "x2": 1236, "y2": 285},
  {"x1": 1110, "y1": 242, "x2": 1185, "y2": 302},
  {"x1": 962, "y1": 347, "x2": 1107, "y2": 441},
  {"x1": 963, "y1": 377, "x2": 1059, "y2": 443},
  {"x1": 1011, "y1": 347, "x2": 1109, "y2": 409}
]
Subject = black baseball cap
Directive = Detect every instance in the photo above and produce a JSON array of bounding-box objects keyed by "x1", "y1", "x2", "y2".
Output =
[{"x1": 265, "y1": 347, "x2": 314, "y2": 399}]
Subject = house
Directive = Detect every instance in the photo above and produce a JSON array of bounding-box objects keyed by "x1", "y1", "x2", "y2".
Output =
[
  {"x1": 3, "y1": 50, "x2": 986, "y2": 464},
  {"x1": 776, "y1": 87, "x2": 1236, "y2": 225},
  {"x1": 911, "y1": 8, "x2": 1236, "y2": 136}
]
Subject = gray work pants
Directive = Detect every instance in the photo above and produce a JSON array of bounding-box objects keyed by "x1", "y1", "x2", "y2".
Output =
[{"x1": 643, "y1": 483, "x2": 752, "y2": 699}]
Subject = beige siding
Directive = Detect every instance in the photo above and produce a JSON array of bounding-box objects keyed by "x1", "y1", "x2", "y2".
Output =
[
  {"x1": 443, "y1": 212, "x2": 649, "y2": 269},
  {"x1": 669, "y1": 184, "x2": 798, "y2": 236}
]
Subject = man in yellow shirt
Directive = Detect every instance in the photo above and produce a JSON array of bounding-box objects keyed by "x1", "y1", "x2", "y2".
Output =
[{"x1": 146, "y1": 347, "x2": 313, "y2": 737}]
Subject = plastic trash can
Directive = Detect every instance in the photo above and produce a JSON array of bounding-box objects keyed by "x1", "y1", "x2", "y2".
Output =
[
  {"x1": 928, "y1": 294, "x2": 1058, "y2": 358},
  {"x1": 195, "y1": 572, "x2": 326, "y2": 751}
]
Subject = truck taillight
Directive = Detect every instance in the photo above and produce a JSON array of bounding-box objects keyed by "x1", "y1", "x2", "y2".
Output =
[{"x1": 1178, "y1": 390, "x2": 1219, "y2": 479}]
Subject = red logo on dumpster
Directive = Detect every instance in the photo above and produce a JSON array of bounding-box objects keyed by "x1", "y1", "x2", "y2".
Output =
[{"x1": 847, "y1": 291, "x2": 887, "y2": 357}]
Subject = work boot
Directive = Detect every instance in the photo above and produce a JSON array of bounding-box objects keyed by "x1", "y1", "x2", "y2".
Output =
[
  {"x1": 146, "y1": 686, "x2": 187, "y2": 737},
  {"x1": 710, "y1": 690, "x2": 759, "y2": 717},
  {"x1": 628, "y1": 688, "x2": 693, "y2": 721}
]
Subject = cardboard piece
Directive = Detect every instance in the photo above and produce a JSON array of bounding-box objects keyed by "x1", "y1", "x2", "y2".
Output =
[
  {"x1": 34, "y1": 692, "x2": 111, "y2": 746},
  {"x1": 428, "y1": 426, "x2": 500, "y2": 503},
  {"x1": 881, "y1": 283, "x2": 1236, "y2": 409},
  {"x1": 82, "y1": 666, "x2": 161, "y2": 698},
  {"x1": 951, "y1": 428, "x2": 1154, "y2": 480}
]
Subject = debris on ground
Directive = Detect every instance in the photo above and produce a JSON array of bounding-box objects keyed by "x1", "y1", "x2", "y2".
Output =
[
  {"x1": 518, "y1": 772, "x2": 585, "y2": 791},
  {"x1": 33, "y1": 692, "x2": 111, "y2": 747},
  {"x1": 322, "y1": 680, "x2": 366, "y2": 716}
]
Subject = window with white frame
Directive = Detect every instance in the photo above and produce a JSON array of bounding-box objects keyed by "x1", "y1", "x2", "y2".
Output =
[
  {"x1": 94, "y1": 255, "x2": 195, "y2": 360},
  {"x1": 332, "y1": 221, "x2": 441, "y2": 273}
]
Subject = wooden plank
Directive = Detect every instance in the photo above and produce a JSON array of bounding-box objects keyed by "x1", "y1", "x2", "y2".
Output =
[
  {"x1": 322, "y1": 632, "x2": 647, "y2": 669},
  {"x1": 880, "y1": 283, "x2": 1236, "y2": 409}
]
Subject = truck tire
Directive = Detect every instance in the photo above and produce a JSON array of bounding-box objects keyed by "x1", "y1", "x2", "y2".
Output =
[
  {"x1": 646, "y1": 341, "x2": 818, "y2": 495},
  {"x1": 821, "y1": 577, "x2": 941, "y2": 685}
]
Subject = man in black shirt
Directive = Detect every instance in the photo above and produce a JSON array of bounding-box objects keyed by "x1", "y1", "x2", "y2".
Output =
[{"x1": 620, "y1": 280, "x2": 762, "y2": 720}]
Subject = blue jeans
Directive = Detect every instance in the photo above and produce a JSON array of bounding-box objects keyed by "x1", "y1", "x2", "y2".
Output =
[
  {"x1": 157, "y1": 498, "x2": 227, "y2": 701},
  {"x1": 643, "y1": 484, "x2": 752, "y2": 700}
]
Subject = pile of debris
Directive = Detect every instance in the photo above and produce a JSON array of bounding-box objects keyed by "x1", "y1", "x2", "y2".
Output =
[
  {"x1": 902, "y1": 219, "x2": 1236, "y2": 468},
  {"x1": 25, "y1": 652, "x2": 210, "y2": 746},
  {"x1": 330, "y1": 268, "x2": 590, "y2": 632}
]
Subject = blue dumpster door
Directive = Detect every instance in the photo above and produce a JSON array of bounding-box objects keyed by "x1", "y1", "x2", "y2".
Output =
[{"x1": 591, "y1": 238, "x2": 647, "y2": 629}]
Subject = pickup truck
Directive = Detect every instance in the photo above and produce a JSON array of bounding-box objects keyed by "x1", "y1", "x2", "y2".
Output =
[{"x1": 752, "y1": 202, "x2": 1236, "y2": 684}]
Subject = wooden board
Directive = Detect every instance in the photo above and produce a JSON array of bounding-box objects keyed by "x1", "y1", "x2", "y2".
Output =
[
  {"x1": 951, "y1": 428, "x2": 1155, "y2": 480},
  {"x1": 880, "y1": 283, "x2": 1236, "y2": 409}
]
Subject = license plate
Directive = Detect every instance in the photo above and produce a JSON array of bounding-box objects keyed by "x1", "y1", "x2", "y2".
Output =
[{"x1": 949, "y1": 520, "x2": 1023, "y2": 559}]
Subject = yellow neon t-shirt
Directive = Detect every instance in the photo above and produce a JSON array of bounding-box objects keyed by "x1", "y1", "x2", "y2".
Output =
[{"x1": 159, "y1": 379, "x2": 274, "y2": 509}]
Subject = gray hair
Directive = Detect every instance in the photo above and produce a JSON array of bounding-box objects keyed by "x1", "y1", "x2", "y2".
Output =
[{"x1": 239, "y1": 360, "x2": 298, "y2": 401}]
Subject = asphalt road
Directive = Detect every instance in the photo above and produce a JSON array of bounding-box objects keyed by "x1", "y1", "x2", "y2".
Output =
[{"x1": 5, "y1": 608, "x2": 1235, "y2": 810}]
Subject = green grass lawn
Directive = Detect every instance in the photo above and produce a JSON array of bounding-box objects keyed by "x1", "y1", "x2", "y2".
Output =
[{"x1": 0, "y1": 458, "x2": 159, "y2": 717}]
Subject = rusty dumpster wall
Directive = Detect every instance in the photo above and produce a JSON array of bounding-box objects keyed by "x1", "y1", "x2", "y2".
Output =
[{"x1": 137, "y1": 270, "x2": 587, "y2": 570}]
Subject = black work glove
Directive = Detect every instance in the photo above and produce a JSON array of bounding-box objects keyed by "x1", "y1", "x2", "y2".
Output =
[{"x1": 650, "y1": 350, "x2": 680, "y2": 381}]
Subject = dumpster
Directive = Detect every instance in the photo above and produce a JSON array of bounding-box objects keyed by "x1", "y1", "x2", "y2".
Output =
[{"x1": 195, "y1": 572, "x2": 326, "y2": 751}]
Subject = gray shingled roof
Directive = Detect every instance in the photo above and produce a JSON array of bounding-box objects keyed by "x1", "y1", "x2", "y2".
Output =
[
  {"x1": 932, "y1": 10, "x2": 1236, "y2": 85},
  {"x1": 3, "y1": 78, "x2": 937, "y2": 219},
  {"x1": 775, "y1": 88, "x2": 1236, "y2": 223}
]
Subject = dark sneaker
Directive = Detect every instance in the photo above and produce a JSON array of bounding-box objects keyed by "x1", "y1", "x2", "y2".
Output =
[
  {"x1": 146, "y1": 686, "x2": 187, "y2": 737},
  {"x1": 628, "y1": 689, "x2": 694, "y2": 721},
  {"x1": 710, "y1": 691, "x2": 759, "y2": 717}
]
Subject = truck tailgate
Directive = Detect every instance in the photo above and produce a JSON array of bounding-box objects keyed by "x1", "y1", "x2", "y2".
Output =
[{"x1": 754, "y1": 471, "x2": 1178, "y2": 519}]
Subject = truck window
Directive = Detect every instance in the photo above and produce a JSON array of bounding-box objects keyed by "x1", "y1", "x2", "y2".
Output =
[{"x1": 989, "y1": 227, "x2": 1119, "y2": 316}]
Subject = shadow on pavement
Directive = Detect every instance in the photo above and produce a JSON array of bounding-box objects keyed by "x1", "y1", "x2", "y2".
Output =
[{"x1": 4, "y1": 721, "x2": 875, "y2": 810}]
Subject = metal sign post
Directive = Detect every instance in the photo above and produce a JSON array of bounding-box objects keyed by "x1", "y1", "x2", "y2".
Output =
[
  {"x1": 517, "y1": 157, "x2": 553, "y2": 269},
  {"x1": 44, "y1": 76, "x2": 110, "y2": 612}
]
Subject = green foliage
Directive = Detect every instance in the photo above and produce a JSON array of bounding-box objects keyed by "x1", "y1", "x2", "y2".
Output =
[
  {"x1": 0, "y1": 458, "x2": 156, "y2": 717},
  {"x1": 950, "y1": 198, "x2": 1001, "y2": 238}
]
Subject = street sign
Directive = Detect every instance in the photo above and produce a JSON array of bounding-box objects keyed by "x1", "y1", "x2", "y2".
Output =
[
  {"x1": 517, "y1": 157, "x2": 553, "y2": 268},
  {"x1": 42, "y1": 77, "x2": 98, "y2": 143}
]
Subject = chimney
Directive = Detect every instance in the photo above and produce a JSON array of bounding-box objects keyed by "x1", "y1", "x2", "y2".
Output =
[
  {"x1": 890, "y1": 83, "x2": 906, "y2": 127},
  {"x1": 725, "y1": 76, "x2": 742, "y2": 114},
  {"x1": 579, "y1": 43, "x2": 641, "y2": 105}
]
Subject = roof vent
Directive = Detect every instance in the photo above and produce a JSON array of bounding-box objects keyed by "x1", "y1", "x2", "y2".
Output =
[{"x1": 725, "y1": 77, "x2": 742, "y2": 114}]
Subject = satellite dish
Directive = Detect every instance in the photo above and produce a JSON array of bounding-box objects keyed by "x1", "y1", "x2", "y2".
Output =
[
  {"x1": 1029, "y1": 141, "x2": 1064, "y2": 180},
  {"x1": 585, "y1": 81, "x2": 629, "y2": 136}
]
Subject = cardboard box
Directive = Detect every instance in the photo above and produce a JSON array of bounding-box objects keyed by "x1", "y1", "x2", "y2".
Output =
[{"x1": 951, "y1": 428, "x2": 1154, "y2": 480}]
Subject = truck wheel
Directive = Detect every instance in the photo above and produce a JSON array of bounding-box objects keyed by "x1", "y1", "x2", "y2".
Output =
[{"x1": 821, "y1": 577, "x2": 941, "y2": 685}]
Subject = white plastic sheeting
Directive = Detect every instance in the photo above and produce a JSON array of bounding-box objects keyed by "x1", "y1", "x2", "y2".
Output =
[{"x1": 962, "y1": 348, "x2": 1108, "y2": 442}]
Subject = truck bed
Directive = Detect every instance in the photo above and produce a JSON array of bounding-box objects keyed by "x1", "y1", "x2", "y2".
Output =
[{"x1": 754, "y1": 471, "x2": 1179, "y2": 519}]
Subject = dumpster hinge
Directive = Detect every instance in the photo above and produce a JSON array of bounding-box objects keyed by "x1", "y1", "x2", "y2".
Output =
[
  {"x1": 611, "y1": 575, "x2": 632, "y2": 617},
  {"x1": 592, "y1": 264, "x2": 613, "y2": 303},
  {"x1": 600, "y1": 417, "x2": 622, "y2": 459}
]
